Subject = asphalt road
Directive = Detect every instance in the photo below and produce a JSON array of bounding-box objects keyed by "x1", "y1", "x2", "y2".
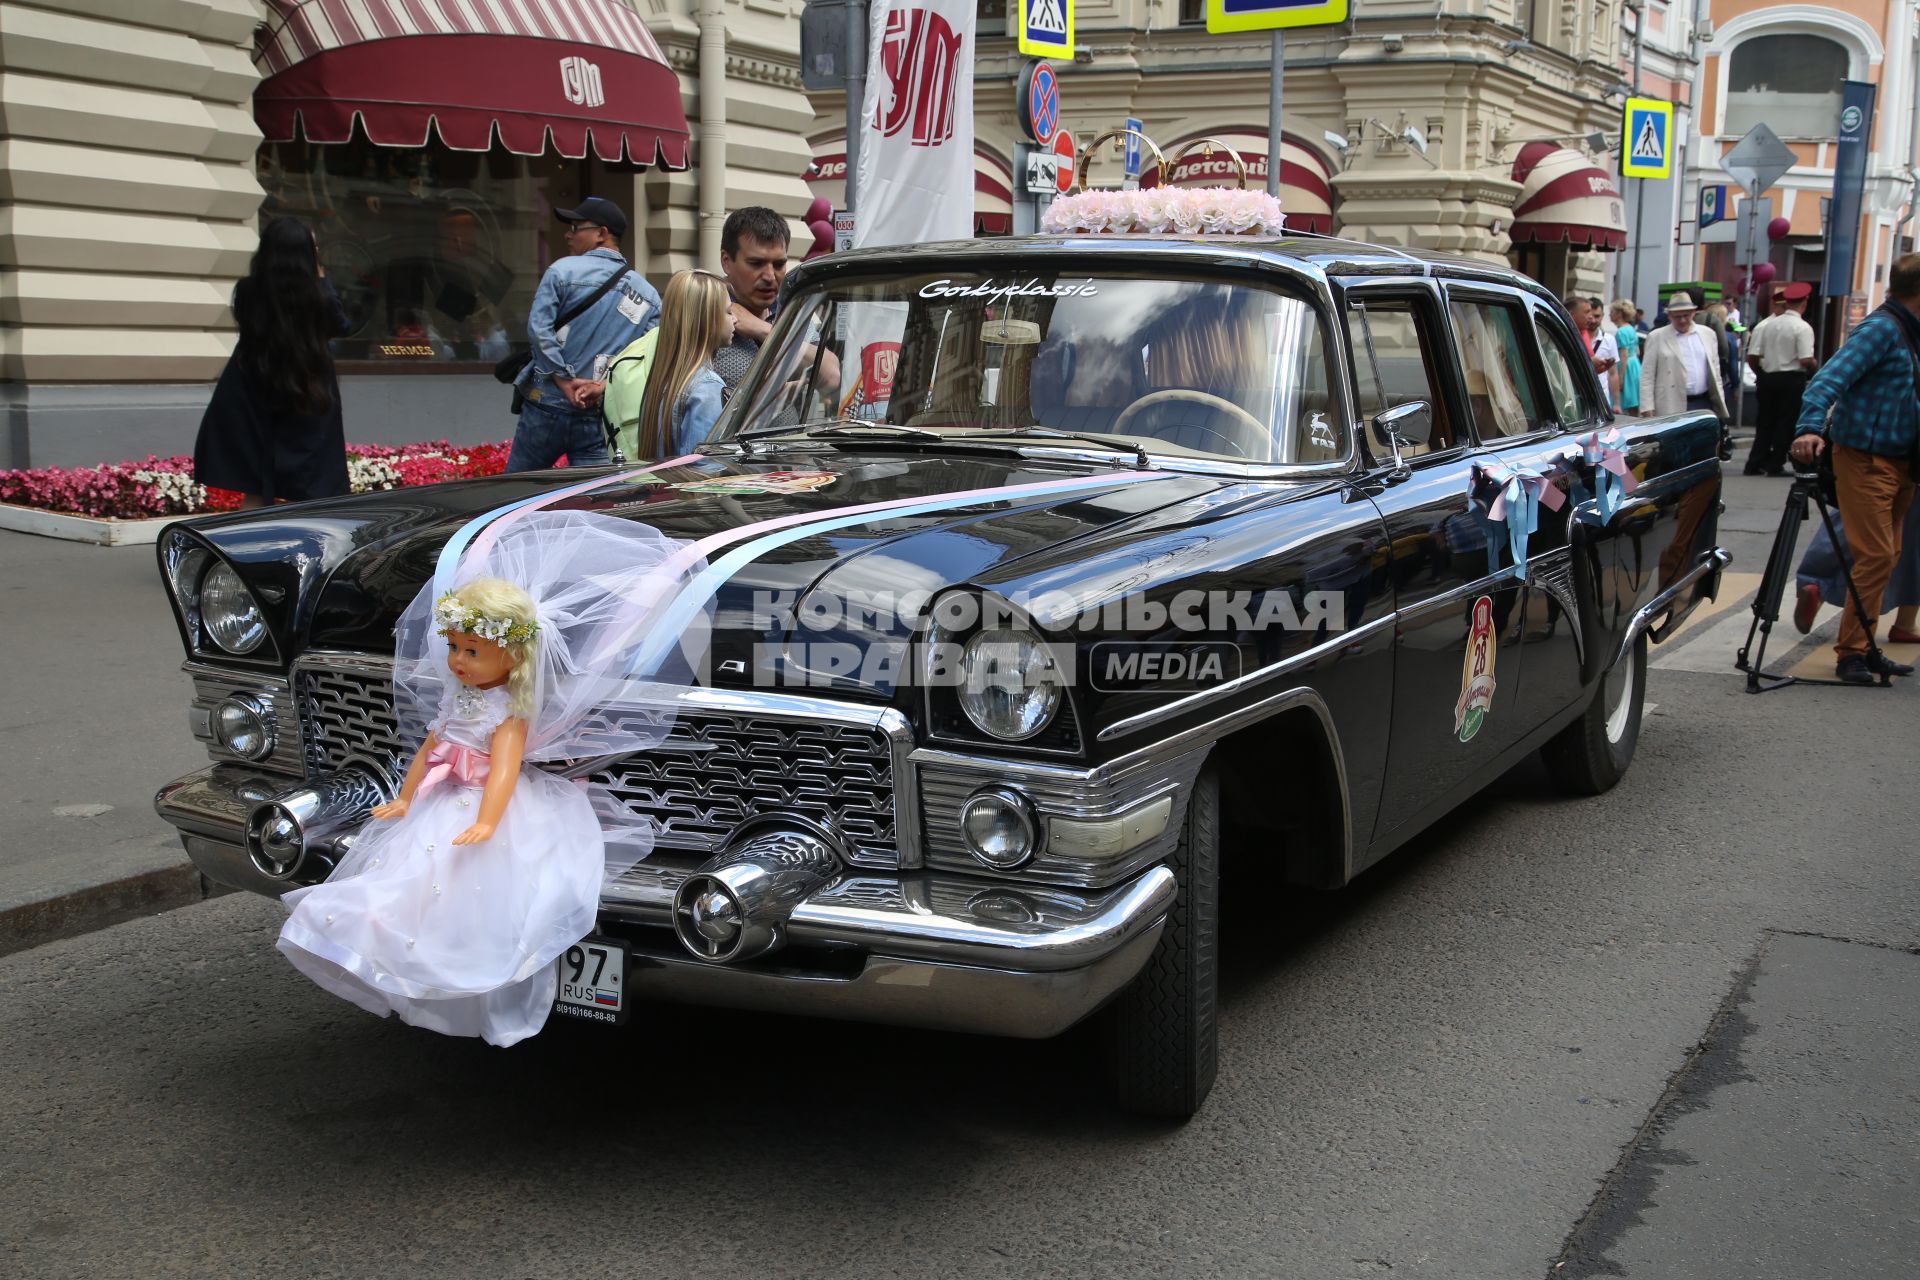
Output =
[{"x1": 4, "y1": 474, "x2": 1916, "y2": 1279}]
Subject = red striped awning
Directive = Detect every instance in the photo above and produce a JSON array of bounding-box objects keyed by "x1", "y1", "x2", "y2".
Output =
[
  {"x1": 1139, "y1": 128, "x2": 1335, "y2": 235},
  {"x1": 1508, "y1": 143, "x2": 1625, "y2": 251},
  {"x1": 804, "y1": 136, "x2": 1015, "y2": 236},
  {"x1": 254, "y1": 0, "x2": 689, "y2": 167}
]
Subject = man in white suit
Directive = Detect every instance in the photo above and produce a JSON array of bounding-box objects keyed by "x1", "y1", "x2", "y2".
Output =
[{"x1": 1637, "y1": 291, "x2": 1729, "y2": 421}]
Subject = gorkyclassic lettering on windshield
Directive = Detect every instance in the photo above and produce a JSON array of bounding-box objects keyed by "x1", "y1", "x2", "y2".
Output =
[{"x1": 917, "y1": 278, "x2": 1099, "y2": 302}]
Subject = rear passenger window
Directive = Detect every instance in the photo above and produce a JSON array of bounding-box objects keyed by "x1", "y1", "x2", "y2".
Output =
[
  {"x1": 1347, "y1": 300, "x2": 1455, "y2": 457},
  {"x1": 1448, "y1": 299, "x2": 1544, "y2": 440},
  {"x1": 1534, "y1": 318, "x2": 1599, "y2": 427}
]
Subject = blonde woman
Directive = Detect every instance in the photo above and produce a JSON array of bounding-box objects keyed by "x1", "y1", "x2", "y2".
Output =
[
  {"x1": 1609, "y1": 299, "x2": 1642, "y2": 414},
  {"x1": 636, "y1": 269, "x2": 734, "y2": 458}
]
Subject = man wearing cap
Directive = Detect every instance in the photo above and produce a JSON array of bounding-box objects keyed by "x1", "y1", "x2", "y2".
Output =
[
  {"x1": 1743, "y1": 282, "x2": 1818, "y2": 476},
  {"x1": 508, "y1": 196, "x2": 661, "y2": 472},
  {"x1": 1638, "y1": 291, "x2": 1729, "y2": 422},
  {"x1": 1789, "y1": 253, "x2": 1920, "y2": 683}
]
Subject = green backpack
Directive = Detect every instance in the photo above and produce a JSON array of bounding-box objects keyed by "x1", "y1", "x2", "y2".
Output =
[{"x1": 600, "y1": 329, "x2": 661, "y2": 462}]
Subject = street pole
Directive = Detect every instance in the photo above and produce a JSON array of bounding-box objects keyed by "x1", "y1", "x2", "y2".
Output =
[
  {"x1": 1267, "y1": 31, "x2": 1285, "y2": 198},
  {"x1": 1627, "y1": 0, "x2": 1647, "y2": 305},
  {"x1": 843, "y1": 0, "x2": 867, "y2": 215}
]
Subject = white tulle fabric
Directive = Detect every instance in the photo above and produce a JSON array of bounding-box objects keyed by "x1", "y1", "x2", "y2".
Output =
[{"x1": 276, "y1": 511, "x2": 709, "y2": 1047}]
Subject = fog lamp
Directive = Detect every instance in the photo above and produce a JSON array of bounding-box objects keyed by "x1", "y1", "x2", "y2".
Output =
[
  {"x1": 213, "y1": 694, "x2": 275, "y2": 760},
  {"x1": 959, "y1": 787, "x2": 1037, "y2": 870}
]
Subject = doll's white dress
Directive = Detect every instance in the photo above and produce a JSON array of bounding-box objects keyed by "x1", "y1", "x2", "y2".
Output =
[{"x1": 276, "y1": 683, "x2": 606, "y2": 1047}]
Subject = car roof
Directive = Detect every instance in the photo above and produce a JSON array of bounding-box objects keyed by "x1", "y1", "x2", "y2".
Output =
[{"x1": 787, "y1": 233, "x2": 1556, "y2": 303}]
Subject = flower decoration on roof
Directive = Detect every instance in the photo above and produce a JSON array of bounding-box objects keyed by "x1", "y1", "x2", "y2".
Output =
[{"x1": 1042, "y1": 186, "x2": 1290, "y2": 236}]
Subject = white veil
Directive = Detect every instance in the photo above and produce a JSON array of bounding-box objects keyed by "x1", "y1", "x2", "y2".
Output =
[{"x1": 389, "y1": 510, "x2": 713, "y2": 874}]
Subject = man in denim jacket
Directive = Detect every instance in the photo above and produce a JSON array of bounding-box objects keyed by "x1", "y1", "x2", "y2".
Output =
[
  {"x1": 1790, "y1": 253, "x2": 1920, "y2": 683},
  {"x1": 508, "y1": 197, "x2": 661, "y2": 471}
]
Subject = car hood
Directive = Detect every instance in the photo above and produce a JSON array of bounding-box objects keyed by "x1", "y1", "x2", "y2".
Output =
[{"x1": 183, "y1": 451, "x2": 1271, "y2": 689}]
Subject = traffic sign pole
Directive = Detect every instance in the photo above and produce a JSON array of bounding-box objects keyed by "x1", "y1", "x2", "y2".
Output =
[{"x1": 1267, "y1": 31, "x2": 1284, "y2": 199}]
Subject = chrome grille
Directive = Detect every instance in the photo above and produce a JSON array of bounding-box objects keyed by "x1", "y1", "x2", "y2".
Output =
[
  {"x1": 296, "y1": 659, "x2": 410, "y2": 783},
  {"x1": 593, "y1": 715, "x2": 898, "y2": 863},
  {"x1": 187, "y1": 667, "x2": 304, "y2": 775},
  {"x1": 291, "y1": 655, "x2": 904, "y2": 867}
]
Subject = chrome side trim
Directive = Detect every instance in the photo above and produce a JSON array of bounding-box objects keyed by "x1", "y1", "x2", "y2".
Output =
[
  {"x1": 1613, "y1": 548, "x2": 1731, "y2": 668},
  {"x1": 1390, "y1": 567, "x2": 1524, "y2": 625},
  {"x1": 1095, "y1": 609, "x2": 1397, "y2": 743}
]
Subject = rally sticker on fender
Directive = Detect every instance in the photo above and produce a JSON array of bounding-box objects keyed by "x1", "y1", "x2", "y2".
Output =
[{"x1": 1455, "y1": 594, "x2": 1498, "y2": 743}]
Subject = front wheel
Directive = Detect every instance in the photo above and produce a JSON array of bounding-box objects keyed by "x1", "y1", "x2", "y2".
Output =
[
  {"x1": 1100, "y1": 765, "x2": 1220, "y2": 1119},
  {"x1": 1541, "y1": 632, "x2": 1647, "y2": 795}
]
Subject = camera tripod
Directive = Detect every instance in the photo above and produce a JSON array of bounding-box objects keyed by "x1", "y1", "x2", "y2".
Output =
[{"x1": 1735, "y1": 463, "x2": 1895, "y2": 692}]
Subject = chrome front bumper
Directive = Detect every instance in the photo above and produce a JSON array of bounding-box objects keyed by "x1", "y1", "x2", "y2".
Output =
[{"x1": 155, "y1": 765, "x2": 1176, "y2": 1039}]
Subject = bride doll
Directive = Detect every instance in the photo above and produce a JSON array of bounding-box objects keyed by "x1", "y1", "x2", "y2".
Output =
[{"x1": 276, "y1": 512, "x2": 705, "y2": 1047}]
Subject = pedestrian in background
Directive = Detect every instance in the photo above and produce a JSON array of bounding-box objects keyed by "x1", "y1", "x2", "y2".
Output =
[
  {"x1": 508, "y1": 196, "x2": 659, "y2": 472},
  {"x1": 1744, "y1": 281, "x2": 1818, "y2": 476},
  {"x1": 194, "y1": 218, "x2": 350, "y2": 508},
  {"x1": 635, "y1": 270, "x2": 734, "y2": 459},
  {"x1": 716, "y1": 206, "x2": 793, "y2": 396},
  {"x1": 1789, "y1": 253, "x2": 1920, "y2": 683},
  {"x1": 1609, "y1": 299, "x2": 1642, "y2": 415},
  {"x1": 1703, "y1": 304, "x2": 1741, "y2": 408},
  {"x1": 1639, "y1": 291, "x2": 1729, "y2": 421}
]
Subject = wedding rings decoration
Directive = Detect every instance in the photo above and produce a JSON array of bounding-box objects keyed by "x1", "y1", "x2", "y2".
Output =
[
  {"x1": 1073, "y1": 126, "x2": 1168, "y2": 194},
  {"x1": 1164, "y1": 137, "x2": 1250, "y2": 191}
]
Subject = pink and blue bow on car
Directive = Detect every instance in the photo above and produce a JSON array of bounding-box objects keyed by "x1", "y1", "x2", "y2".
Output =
[{"x1": 1471, "y1": 460, "x2": 1565, "y2": 580}]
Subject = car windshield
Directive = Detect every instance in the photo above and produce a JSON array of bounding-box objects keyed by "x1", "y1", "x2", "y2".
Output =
[{"x1": 720, "y1": 270, "x2": 1342, "y2": 466}]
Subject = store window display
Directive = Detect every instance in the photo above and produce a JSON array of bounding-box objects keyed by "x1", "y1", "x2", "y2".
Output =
[{"x1": 257, "y1": 134, "x2": 641, "y2": 370}]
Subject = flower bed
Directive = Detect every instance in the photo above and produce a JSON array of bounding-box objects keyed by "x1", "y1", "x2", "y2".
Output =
[{"x1": 0, "y1": 440, "x2": 512, "y2": 520}]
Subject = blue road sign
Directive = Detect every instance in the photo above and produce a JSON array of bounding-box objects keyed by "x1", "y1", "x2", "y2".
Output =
[
  {"x1": 1622, "y1": 97, "x2": 1674, "y2": 179},
  {"x1": 1021, "y1": 61, "x2": 1060, "y2": 146},
  {"x1": 1206, "y1": 0, "x2": 1345, "y2": 34},
  {"x1": 1699, "y1": 184, "x2": 1727, "y2": 228},
  {"x1": 1124, "y1": 117, "x2": 1143, "y2": 178}
]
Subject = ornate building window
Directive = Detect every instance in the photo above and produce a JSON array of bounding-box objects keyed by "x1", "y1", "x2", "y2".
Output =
[{"x1": 1725, "y1": 34, "x2": 1848, "y2": 139}]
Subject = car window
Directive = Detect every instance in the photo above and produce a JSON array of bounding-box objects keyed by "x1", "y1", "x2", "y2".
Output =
[
  {"x1": 1449, "y1": 298, "x2": 1545, "y2": 441},
  {"x1": 731, "y1": 272, "x2": 1339, "y2": 465},
  {"x1": 1533, "y1": 317, "x2": 1599, "y2": 427},
  {"x1": 1347, "y1": 298, "x2": 1455, "y2": 458}
]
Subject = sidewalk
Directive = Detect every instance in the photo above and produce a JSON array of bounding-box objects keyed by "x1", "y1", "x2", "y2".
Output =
[{"x1": 0, "y1": 529, "x2": 221, "y2": 956}]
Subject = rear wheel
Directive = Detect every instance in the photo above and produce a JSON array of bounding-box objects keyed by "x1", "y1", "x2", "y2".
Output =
[
  {"x1": 1101, "y1": 765, "x2": 1220, "y2": 1118},
  {"x1": 1541, "y1": 632, "x2": 1646, "y2": 795}
]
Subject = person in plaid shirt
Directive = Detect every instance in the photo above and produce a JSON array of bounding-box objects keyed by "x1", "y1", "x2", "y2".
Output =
[{"x1": 1791, "y1": 254, "x2": 1920, "y2": 683}]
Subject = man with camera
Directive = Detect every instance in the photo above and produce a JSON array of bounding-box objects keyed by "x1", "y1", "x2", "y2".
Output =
[{"x1": 1789, "y1": 254, "x2": 1920, "y2": 684}]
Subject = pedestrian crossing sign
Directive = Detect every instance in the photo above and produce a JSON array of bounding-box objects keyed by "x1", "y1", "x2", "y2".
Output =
[
  {"x1": 1017, "y1": 0, "x2": 1074, "y2": 59},
  {"x1": 1622, "y1": 97, "x2": 1674, "y2": 180}
]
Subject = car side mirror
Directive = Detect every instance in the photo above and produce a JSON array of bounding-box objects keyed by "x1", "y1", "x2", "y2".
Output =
[{"x1": 1371, "y1": 400, "x2": 1433, "y2": 449}]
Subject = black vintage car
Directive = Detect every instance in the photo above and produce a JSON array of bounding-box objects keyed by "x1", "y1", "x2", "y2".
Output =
[{"x1": 155, "y1": 237, "x2": 1728, "y2": 1116}]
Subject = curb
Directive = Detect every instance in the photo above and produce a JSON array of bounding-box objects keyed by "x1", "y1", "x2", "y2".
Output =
[
  {"x1": 0, "y1": 864, "x2": 234, "y2": 959},
  {"x1": 0, "y1": 503, "x2": 183, "y2": 546}
]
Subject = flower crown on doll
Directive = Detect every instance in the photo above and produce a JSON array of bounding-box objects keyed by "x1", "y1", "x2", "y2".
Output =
[{"x1": 433, "y1": 592, "x2": 540, "y2": 645}]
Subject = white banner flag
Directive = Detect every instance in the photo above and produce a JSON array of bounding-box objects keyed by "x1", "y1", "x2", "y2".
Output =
[{"x1": 852, "y1": 0, "x2": 975, "y2": 248}]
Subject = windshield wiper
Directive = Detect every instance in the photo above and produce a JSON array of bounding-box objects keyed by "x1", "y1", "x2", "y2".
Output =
[
  {"x1": 805, "y1": 423, "x2": 945, "y2": 440},
  {"x1": 966, "y1": 427, "x2": 1149, "y2": 469}
]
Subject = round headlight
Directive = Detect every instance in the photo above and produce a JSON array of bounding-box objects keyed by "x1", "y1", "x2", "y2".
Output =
[
  {"x1": 201, "y1": 562, "x2": 267, "y2": 655},
  {"x1": 213, "y1": 694, "x2": 276, "y2": 760},
  {"x1": 959, "y1": 788, "x2": 1037, "y2": 870},
  {"x1": 957, "y1": 628, "x2": 1062, "y2": 741}
]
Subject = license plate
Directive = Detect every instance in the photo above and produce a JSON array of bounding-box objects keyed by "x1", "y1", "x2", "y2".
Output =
[{"x1": 552, "y1": 936, "x2": 627, "y2": 1026}]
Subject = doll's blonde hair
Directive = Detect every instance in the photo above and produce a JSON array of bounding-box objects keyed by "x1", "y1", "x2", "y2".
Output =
[{"x1": 439, "y1": 576, "x2": 538, "y2": 718}]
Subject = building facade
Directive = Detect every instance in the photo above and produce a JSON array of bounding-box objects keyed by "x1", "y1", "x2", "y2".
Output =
[
  {"x1": 0, "y1": 0, "x2": 815, "y2": 470},
  {"x1": 808, "y1": 0, "x2": 1633, "y2": 296},
  {"x1": 1688, "y1": 0, "x2": 1920, "y2": 334}
]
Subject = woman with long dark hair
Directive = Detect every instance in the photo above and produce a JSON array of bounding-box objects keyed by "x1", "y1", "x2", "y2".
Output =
[{"x1": 194, "y1": 218, "x2": 350, "y2": 506}]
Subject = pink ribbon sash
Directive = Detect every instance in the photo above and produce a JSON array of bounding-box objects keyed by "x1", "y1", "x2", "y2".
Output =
[{"x1": 415, "y1": 740, "x2": 491, "y2": 800}]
